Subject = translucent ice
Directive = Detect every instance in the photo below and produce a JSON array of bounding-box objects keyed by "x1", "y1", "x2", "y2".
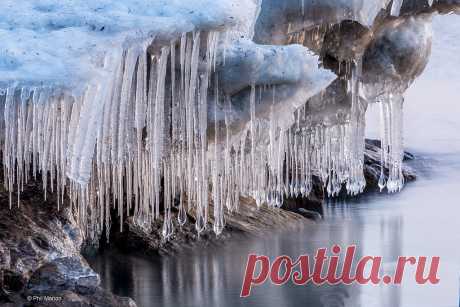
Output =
[{"x1": 0, "y1": 0, "x2": 449, "y2": 240}]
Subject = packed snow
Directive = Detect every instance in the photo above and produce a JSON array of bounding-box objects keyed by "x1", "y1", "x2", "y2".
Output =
[{"x1": 0, "y1": 0, "x2": 257, "y2": 87}]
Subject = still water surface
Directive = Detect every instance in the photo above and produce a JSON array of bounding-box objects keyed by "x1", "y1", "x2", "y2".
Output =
[{"x1": 88, "y1": 15, "x2": 460, "y2": 307}]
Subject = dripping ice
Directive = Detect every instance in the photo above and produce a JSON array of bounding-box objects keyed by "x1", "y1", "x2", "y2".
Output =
[
  {"x1": 0, "y1": 1, "x2": 410, "y2": 241},
  {"x1": 0, "y1": 39, "x2": 408, "y2": 241}
]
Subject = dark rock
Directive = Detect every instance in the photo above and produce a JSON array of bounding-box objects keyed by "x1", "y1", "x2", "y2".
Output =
[
  {"x1": 0, "y1": 180, "x2": 136, "y2": 307},
  {"x1": 364, "y1": 139, "x2": 417, "y2": 189},
  {"x1": 282, "y1": 176, "x2": 325, "y2": 218},
  {"x1": 364, "y1": 139, "x2": 415, "y2": 161},
  {"x1": 0, "y1": 141, "x2": 416, "y2": 306},
  {"x1": 111, "y1": 196, "x2": 310, "y2": 256},
  {"x1": 110, "y1": 140, "x2": 416, "y2": 258},
  {"x1": 26, "y1": 257, "x2": 100, "y2": 296},
  {"x1": 401, "y1": 0, "x2": 460, "y2": 15},
  {"x1": 321, "y1": 20, "x2": 374, "y2": 74},
  {"x1": 297, "y1": 209, "x2": 323, "y2": 221},
  {"x1": 3, "y1": 270, "x2": 25, "y2": 293}
]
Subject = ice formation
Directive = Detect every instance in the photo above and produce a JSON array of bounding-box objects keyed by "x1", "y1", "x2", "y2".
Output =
[{"x1": 0, "y1": 0, "x2": 451, "y2": 240}]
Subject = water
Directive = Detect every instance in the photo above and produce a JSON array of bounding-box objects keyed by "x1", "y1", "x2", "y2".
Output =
[{"x1": 88, "y1": 15, "x2": 460, "y2": 307}]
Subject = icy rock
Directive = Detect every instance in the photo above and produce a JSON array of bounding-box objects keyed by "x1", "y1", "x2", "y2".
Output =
[
  {"x1": 320, "y1": 21, "x2": 374, "y2": 63},
  {"x1": 212, "y1": 39, "x2": 337, "y2": 140},
  {"x1": 362, "y1": 14, "x2": 433, "y2": 96},
  {"x1": 217, "y1": 40, "x2": 336, "y2": 96},
  {"x1": 254, "y1": 0, "x2": 391, "y2": 44},
  {"x1": 26, "y1": 257, "x2": 100, "y2": 295},
  {"x1": 401, "y1": 0, "x2": 460, "y2": 15},
  {"x1": 0, "y1": 0, "x2": 256, "y2": 87},
  {"x1": 0, "y1": 0, "x2": 458, "y2": 240},
  {"x1": 0, "y1": 182, "x2": 134, "y2": 306}
]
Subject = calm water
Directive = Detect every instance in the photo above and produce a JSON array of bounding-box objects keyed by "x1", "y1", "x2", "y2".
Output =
[{"x1": 88, "y1": 15, "x2": 460, "y2": 307}]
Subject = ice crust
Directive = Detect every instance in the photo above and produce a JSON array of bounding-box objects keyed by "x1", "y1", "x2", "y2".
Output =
[
  {"x1": 0, "y1": 0, "x2": 453, "y2": 240},
  {"x1": 0, "y1": 0, "x2": 257, "y2": 87}
]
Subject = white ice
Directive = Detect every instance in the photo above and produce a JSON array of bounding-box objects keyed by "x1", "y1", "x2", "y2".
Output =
[
  {"x1": 0, "y1": 0, "x2": 447, "y2": 240},
  {"x1": 0, "y1": 0, "x2": 257, "y2": 87}
]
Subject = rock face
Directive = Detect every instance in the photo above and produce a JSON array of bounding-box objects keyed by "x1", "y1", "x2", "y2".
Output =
[
  {"x1": 110, "y1": 196, "x2": 310, "y2": 256},
  {"x1": 0, "y1": 139, "x2": 416, "y2": 305},
  {"x1": 0, "y1": 180, "x2": 135, "y2": 307},
  {"x1": 0, "y1": 0, "x2": 457, "y2": 245},
  {"x1": 282, "y1": 139, "x2": 416, "y2": 215},
  {"x1": 1, "y1": 0, "x2": 453, "y2": 305},
  {"x1": 109, "y1": 139, "x2": 416, "y2": 256},
  {"x1": 0, "y1": 173, "x2": 313, "y2": 305},
  {"x1": 363, "y1": 139, "x2": 416, "y2": 188}
]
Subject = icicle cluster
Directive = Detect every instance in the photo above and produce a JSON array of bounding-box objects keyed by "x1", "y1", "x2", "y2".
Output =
[
  {"x1": 0, "y1": 31, "x2": 221, "y2": 241},
  {"x1": 377, "y1": 93, "x2": 405, "y2": 193},
  {"x1": 205, "y1": 60, "x2": 370, "y2": 232},
  {"x1": 0, "y1": 29, "x2": 406, "y2": 241}
]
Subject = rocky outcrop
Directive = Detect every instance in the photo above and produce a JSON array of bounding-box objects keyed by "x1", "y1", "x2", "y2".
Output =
[
  {"x1": 1, "y1": 0, "x2": 456, "y2": 246},
  {"x1": 110, "y1": 196, "x2": 310, "y2": 256},
  {"x1": 282, "y1": 139, "x2": 416, "y2": 216},
  {"x1": 2, "y1": 0, "x2": 444, "y2": 304},
  {"x1": 108, "y1": 139, "x2": 416, "y2": 256},
  {"x1": 0, "y1": 180, "x2": 135, "y2": 307},
  {"x1": 0, "y1": 138, "x2": 416, "y2": 305},
  {"x1": 0, "y1": 173, "x2": 313, "y2": 304},
  {"x1": 363, "y1": 139, "x2": 416, "y2": 188}
]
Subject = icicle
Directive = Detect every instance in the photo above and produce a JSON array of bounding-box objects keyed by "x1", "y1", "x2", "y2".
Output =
[
  {"x1": 212, "y1": 60, "x2": 225, "y2": 235},
  {"x1": 249, "y1": 84, "x2": 256, "y2": 196},
  {"x1": 386, "y1": 93, "x2": 405, "y2": 193},
  {"x1": 345, "y1": 58, "x2": 367, "y2": 196},
  {"x1": 391, "y1": 0, "x2": 404, "y2": 17},
  {"x1": 0, "y1": 24, "x2": 410, "y2": 243},
  {"x1": 3, "y1": 86, "x2": 17, "y2": 209},
  {"x1": 153, "y1": 46, "x2": 170, "y2": 219},
  {"x1": 162, "y1": 162, "x2": 174, "y2": 240},
  {"x1": 222, "y1": 31, "x2": 230, "y2": 66},
  {"x1": 378, "y1": 97, "x2": 388, "y2": 192}
]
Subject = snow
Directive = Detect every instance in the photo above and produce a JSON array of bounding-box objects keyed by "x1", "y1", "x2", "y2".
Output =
[
  {"x1": 0, "y1": 0, "x2": 257, "y2": 88},
  {"x1": 219, "y1": 39, "x2": 335, "y2": 95},
  {"x1": 0, "y1": 0, "x2": 455, "y2": 240}
]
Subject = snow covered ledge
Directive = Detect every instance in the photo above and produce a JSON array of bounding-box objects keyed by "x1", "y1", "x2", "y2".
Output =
[{"x1": 0, "y1": 0, "x2": 458, "y2": 240}]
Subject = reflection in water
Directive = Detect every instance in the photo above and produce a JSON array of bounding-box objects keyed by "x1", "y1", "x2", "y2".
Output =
[
  {"x1": 89, "y1": 15, "x2": 460, "y2": 307},
  {"x1": 89, "y1": 197, "x2": 407, "y2": 307},
  {"x1": 89, "y1": 154, "x2": 460, "y2": 307}
]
